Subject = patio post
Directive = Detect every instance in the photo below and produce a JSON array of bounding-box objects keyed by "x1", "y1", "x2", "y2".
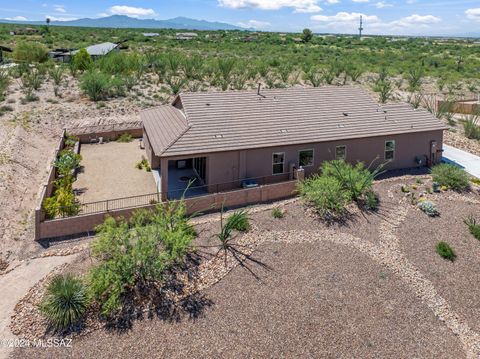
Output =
[{"x1": 160, "y1": 158, "x2": 168, "y2": 201}]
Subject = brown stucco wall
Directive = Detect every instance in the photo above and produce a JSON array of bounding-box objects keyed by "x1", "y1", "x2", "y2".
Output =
[{"x1": 156, "y1": 130, "x2": 443, "y2": 185}]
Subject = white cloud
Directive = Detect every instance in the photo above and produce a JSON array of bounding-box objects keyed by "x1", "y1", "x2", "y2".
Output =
[
  {"x1": 311, "y1": 12, "x2": 379, "y2": 23},
  {"x1": 352, "y1": 0, "x2": 369, "y2": 2},
  {"x1": 5, "y1": 16, "x2": 27, "y2": 21},
  {"x1": 109, "y1": 5, "x2": 156, "y2": 18},
  {"x1": 45, "y1": 15, "x2": 78, "y2": 21},
  {"x1": 466, "y1": 8, "x2": 480, "y2": 21},
  {"x1": 238, "y1": 19, "x2": 271, "y2": 28},
  {"x1": 218, "y1": 0, "x2": 322, "y2": 13},
  {"x1": 375, "y1": 1, "x2": 392, "y2": 9},
  {"x1": 311, "y1": 12, "x2": 441, "y2": 34},
  {"x1": 54, "y1": 5, "x2": 66, "y2": 13}
]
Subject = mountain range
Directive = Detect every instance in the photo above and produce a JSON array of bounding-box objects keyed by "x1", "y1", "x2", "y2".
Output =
[{"x1": 0, "y1": 15, "x2": 247, "y2": 31}]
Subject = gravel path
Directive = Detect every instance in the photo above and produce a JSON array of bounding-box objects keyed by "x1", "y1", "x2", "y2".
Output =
[{"x1": 0, "y1": 255, "x2": 78, "y2": 359}]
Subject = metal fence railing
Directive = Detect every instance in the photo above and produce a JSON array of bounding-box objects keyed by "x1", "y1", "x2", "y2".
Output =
[{"x1": 57, "y1": 172, "x2": 295, "y2": 218}]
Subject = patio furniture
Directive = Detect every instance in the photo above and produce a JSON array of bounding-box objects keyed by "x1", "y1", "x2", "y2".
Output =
[{"x1": 241, "y1": 179, "x2": 258, "y2": 188}]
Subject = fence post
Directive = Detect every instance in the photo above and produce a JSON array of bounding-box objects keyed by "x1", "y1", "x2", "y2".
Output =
[{"x1": 106, "y1": 199, "x2": 109, "y2": 212}]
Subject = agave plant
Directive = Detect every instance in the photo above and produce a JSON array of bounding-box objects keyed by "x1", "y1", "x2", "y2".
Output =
[{"x1": 40, "y1": 274, "x2": 89, "y2": 330}]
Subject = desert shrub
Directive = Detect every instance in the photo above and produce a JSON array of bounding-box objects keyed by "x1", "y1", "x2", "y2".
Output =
[
  {"x1": 418, "y1": 201, "x2": 439, "y2": 217},
  {"x1": 462, "y1": 115, "x2": 480, "y2": 140},
  {"x1": 272, "y1": 207, "x2": 285, "y2": 219},
  {"x1": 431, "y1": 164, "x2": 470, "y2": 191},
  {"x1": 298, "y1": 175, "x2": 350, "y2": 219},
  {"x1": 54, "y1": 150, "x2": 82, "y2": 176},
  {"x1": 43, "y1": 175, "x2": 80, "y2": 218},
  {"x1": 363, "y1": 190, "x2": 379, "y2": 211},
  {"x1": 464, "y1": 215, "x2": 480, "y2": 240},
  {"x1": 320, "y1": 160, "x2": 384, "y2": 201},
  {"x1": 435, "y1": 242, "x2": 456, "y2": 261},
  {"x1": 0, "y1": 70, "x2": 10, "y2": 102},
  {"x1": 135, "y1": 156, "x2": 150, "y2": 171},
  {"x1": 116, "y1": 133, "x2": 133, "y2": 143},
  {"x1": 40, "y1": 274, "x2": 88, "y2": 330},
  {"x1": 64, "y1": 134, "x2": 79, "y2": 149},
  {"x1": 89, "y1": 201, "x2": 195, "y2": 315},
  {"x1": 80, "y1": 70, "x2": 112, "y2": 101},
  {"x1": 13, "y1": 42, "x2": 48, "y2": 63},
  {"x1": 227, "y1": 210, "x2": 250, "y2": 232},
  {"x1": 72, "y1": 48, "x2": 93, "y2": 72}
]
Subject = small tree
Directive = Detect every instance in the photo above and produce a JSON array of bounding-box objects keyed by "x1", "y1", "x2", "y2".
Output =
[
  {"x1": 72, "y1": 48, "x2": 93, "y2": 72},
  {"x1": 301, "y1": 28, "x2": 313, "y2": 43}
]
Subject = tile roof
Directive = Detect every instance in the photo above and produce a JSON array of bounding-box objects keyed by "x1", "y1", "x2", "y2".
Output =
[{"x1": 142, "y1": 86, "x2": 446, "y2": 157}]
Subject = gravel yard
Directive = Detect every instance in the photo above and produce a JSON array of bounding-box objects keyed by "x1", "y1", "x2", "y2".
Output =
[
  {"x1": 10, "y1": 178, "x2": 480, "y2": 358},
  {"x1": 74, "y1": 141, "x2": 158, "y2": 203}
]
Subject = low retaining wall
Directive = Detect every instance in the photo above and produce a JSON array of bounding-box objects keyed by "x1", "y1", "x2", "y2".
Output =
[
  {"x1": 67, "y1": 123, "x2": 143, "y2": 143},
  {"x1": 437, "y1": 99, "x2": 479, "y2": 115},
  {"x1": 36, "y1": 180, "x2": 299, "y2": 240}
]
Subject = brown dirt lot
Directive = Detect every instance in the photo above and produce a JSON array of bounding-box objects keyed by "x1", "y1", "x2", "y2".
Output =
[
  {"x1": 11, "y1": 178, "x2": 480, "y2": 359},
  {"x1": 13, "y1": 240, "x2": 462, "y2": 359}
]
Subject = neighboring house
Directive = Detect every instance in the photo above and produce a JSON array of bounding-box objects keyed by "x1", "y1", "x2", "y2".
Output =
[
  {"x1": 70, "y1": 42, "x2": 119, "y2": 60},
  {"x1": 143, "y1": 33, "x2": 159, "y2": 37},
  {"x1": 176, "y1": 32, "x2": 198, "y2": 40},
  {"x1": 10, "y1": 27, "x2": 39, "y2": 35},
  {"x1": 142, "y1": 86, "x2": 446, "y2": 199},
  {"x1": 51, "y1": 42, "x2": 120, "y2": 62}
]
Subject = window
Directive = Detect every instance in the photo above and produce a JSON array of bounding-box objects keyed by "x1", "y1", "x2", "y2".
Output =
[
  {"x1": 299, "y1": 149, "x2": 314, "y2": 167},
  {"x1": 385, "y1": 140, "x2": 395, "y2": 160},
  {"x1": 335, "y1": 146, "x2": 347, "y2": 160},
  {"x1": 272, "y1": 152, "x2": 285, "y2": 175}
]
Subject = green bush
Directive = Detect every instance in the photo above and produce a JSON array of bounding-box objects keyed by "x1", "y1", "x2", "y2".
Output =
[
  {"x1": 13, "y1": 42, "x2": 48, "y2": 63},
  {"x1": 272, "y1": 207, "x2": 285, "y2": 219},
  {"x1": 462, "y1": 115, "x2": 480, "y2": 140},
  {"x1": 72, "y1": 48, "x2": 93, "y2": 72},
  {"x1": 435, "y1": 242, "x2": 456, "y2": 262},
  {"x1": 227, "y1": 210, "x2": 250, "y2": 232},
  {"x1": 117, "y1": 133, "x2": 133, "y2": 143},
  {"x1": 43, "y1": 175, "x2": 80, "y2": 218},
  {"x1": 418, "y1": 200, "x2": 439, "y2": 217},
  {"x1": 320, "y1": 160, "x2": 384, "y2": 201},
  {"x1": 0, "y1": 71, "x2": 10, "y2": 102},
  {"x1": 298, "y1": 175, "x2": 350, "y2": 219},
  {"x1": 89, "y1": 200, "x2": 195, "y2": 315},
  {"x1": 54, "y1": 150, "x2": 82, "y2": 176},
  {"x1": 363, "y1": 190, "x2": 379, "y2": 211},
  {"x1": 80, "y1": 70, "x2": 112, "y2": 101},
  {"x1": 464, "y1": 215, "x2": 480, "y2": 240},
  {"x1": 40, "y1": 274, "x2": 88, "y2": 330},
  {"x1": 431, "y1": 164, "x2": 470, "y2": 191}
]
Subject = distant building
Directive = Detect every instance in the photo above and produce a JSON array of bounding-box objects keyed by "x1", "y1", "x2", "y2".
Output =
[
  {"x1": 176, "y1": 32, "x2": 198, "y2": 40},
  {"x1": 50, "y1": 42, "x2": 120, "y2": 63},
  {"x1": 10, "y1": 27, "x2": 39, "y2": 35},
  {"x1": 143, "y1": 33, "x2": 159, "y2": 37},
  {"x1": 0, "y1": 45, "x2": 13, "y2": 63}
]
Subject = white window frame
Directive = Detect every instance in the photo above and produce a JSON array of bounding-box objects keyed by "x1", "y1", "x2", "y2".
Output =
[
  {"x1": 298, "y1": 149, "x2": 314, "y2": 168},
  {"x1": 335, "y1": 145, "x2": 347, "y2": 160},
  {"x1": 272, "y1": 152, "x2": 285, "y2": 175},
  {"x1": 385, "y1": 140, "x2": 396, "y2": 161}
]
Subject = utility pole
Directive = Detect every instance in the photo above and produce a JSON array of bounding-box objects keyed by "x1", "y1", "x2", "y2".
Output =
[{"x1": 358, "y1": 15, "x2": 364, "y2": 39}]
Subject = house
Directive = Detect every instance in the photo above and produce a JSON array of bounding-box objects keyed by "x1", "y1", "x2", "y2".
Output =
[
  {"x1": 70, "y1": 42, "x2": 119, "y2": 60},
  {"x1": 141, "y1": 86, "x2": 446, "y2": 199},
  {"x1": 142, "y1": 33, "x2": 160, "y2": 37},
  {"x1": 10, "y1": 27, "x2": 39, "y2": 35},
  {"x1": 176, "y1": 32, "x2": 198, "y2": 40}
]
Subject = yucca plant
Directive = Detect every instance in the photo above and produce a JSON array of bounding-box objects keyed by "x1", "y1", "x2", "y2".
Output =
[
  {"x1": 215, "y1": 206, "x2": 250, "y2": 265},
  {"x1": 464, "y1": 215, "x2": 480, "y2": 240},
  {"x1": 40, "y1": 274, "x2": 88, "y2": 330}
]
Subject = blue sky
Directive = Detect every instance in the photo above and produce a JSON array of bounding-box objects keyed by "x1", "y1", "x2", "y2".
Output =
[{"x1": 2, "y1": 0, "x2": 480, "y2": 35}]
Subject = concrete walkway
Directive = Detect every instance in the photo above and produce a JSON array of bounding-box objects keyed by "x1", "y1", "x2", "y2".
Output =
[
  {"x1": 0, "y1": 255, "x2": 78, "y2": 359},
  {"x1": 443, "y1": 145, "x2": 480, "y2": 179}
]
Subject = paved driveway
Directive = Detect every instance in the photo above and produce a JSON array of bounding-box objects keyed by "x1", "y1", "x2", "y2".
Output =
[{"x1": 443, "y1": 145, "x2": 480, "y2": 179}]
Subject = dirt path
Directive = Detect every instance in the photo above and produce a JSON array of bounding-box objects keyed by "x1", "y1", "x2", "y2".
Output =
[{"x1": 0, "y1": 254, "x2": 78, "y2": 359}]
